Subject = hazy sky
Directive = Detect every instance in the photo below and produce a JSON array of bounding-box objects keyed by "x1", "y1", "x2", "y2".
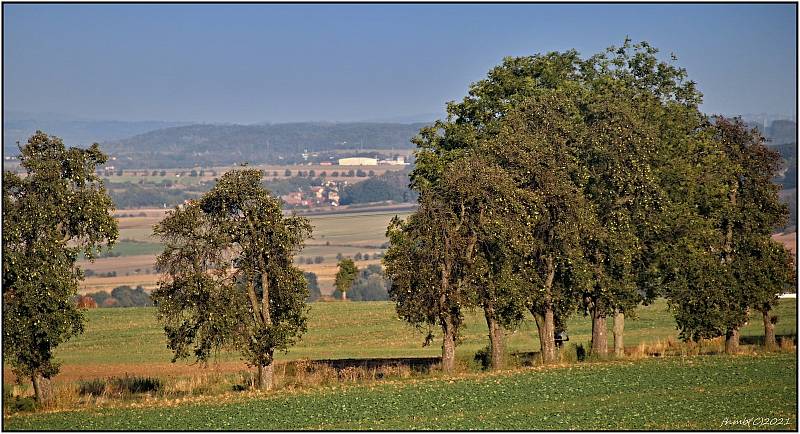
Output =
[{"x1": 3, "y1": 3, "x2": 796, "y2": 123}]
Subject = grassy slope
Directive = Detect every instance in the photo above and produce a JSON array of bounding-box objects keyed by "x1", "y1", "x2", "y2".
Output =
[
  {"x1": 27, "y1": 298, "x2": 799, "y2": 371},
  {"x1": 4, "y1": 354, "x2": 795, "y2": 430}
]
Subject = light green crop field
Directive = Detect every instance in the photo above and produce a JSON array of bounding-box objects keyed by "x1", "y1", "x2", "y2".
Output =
[
  {"x1": 4, "y1": 299, "x2": 795, "y2": 383},
  {"x1": 5, "y1": 354, "x2": 796, "y2": 430}
]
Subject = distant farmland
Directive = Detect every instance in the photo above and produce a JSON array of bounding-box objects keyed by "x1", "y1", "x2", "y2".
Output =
[{"x1": 78, "y1": 206, "x2": 413, "y2": 294}]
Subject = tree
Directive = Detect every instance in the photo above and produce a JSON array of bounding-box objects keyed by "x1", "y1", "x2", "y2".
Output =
[
  {"x1": 305, "y1": 272, "x2": 322, "y2": 302},
  {"x1": 483, "y1": 93, "x2": 595, "y2": 364},
  {"x1": 152, "y1": 169, "x2": 311, "y2": 390},
  {"x1": 3, "y1": 131, "x2": 118, "y2": 402},
  {"x1": 384, "y1": 193, "x2": 475, "y2": 373},
  {"x1": 663, "y1": 118, "x2": 793, "y2": 353},
  {"x1": 736, "y1": 236, "x2": 795, "y2": 349},
  {"x1": 334, "y1": 258, "x2": 358, "y2": 301}
]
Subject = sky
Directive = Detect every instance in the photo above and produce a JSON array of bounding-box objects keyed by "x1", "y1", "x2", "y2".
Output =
[{"x1": 3, "y1": 3, "x2": 797, "y2": 124}]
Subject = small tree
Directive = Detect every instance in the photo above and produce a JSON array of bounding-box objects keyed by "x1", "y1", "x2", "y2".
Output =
[
  {"x1": 3, "y1": 132, "x2": 118, "y2": 402},
  {"x1": 152, "y1": 169, "x2": 311, "y2": 390},
  {"x1": 736, "y1": 237, "x2": 795, "y2": 349},
  {"x1": 335, "y1": 258, "x2": 358, "y2": 301}
]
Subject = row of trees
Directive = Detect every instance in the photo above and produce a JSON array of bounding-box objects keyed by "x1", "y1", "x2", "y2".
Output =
[{"x1": 383, "y1": 40, "x2": 795, "y2": 372}]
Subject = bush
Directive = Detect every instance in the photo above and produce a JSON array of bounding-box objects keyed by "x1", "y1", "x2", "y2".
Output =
[
  {"x1": 313, "y1": 256, "x2": 324, "y2": 264},
  {"x1": 348, "y1": 264, "x2": 390, "y2": 301},
  {"x1": 111, "y1": 285, "x2": 152, "y2": 307},
  {"x1": 5, "y1": 396, "x2": 37, "y2": 413},
  {"x1": 78, "y1": 379, "x2": 107, "y2": 396},
  {"x1": 473, "y1": 346, "x2": 491, "y2": 371},
  {"x1": 79, "y1": 375, "x2": 162, "y2": 396},
  {"x1": 112, "y1": 375, "x2": 162, "y2": 394}
]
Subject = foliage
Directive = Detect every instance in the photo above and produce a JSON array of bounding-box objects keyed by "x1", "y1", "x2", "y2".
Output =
[
  {"x1": 336, "y1": 264, "x2": 392, "y2": 301},
  {"x1": 151, "y1": 169, "x2": 311, "y2": 387},
  {"x1": 339, "y1": 170, "x2": 417, "y2": 205},
  {"x1": 305, "y1": 272, "x2": 321, "y2": 302},
  {"x1": 334, "y1": 258, "x2": 359, "y2": 296},
  {"x1": 661, "y1": 117, "x2": 793, "y2": 342},
  {"x1": 2, "y1": 131, "x2": 118, "y2": 399},
  {"x1": 85, "y1": 285, "x2": 153, "y2": 308}
]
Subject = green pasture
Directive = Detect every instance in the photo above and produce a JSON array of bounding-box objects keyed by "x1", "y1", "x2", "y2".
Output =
[
  {"x1": 5, "y1": 354, "x2": 795, "y2": 430},
  {"x1": 49, "y1": 299, "x2": 797, "y2": 367}
]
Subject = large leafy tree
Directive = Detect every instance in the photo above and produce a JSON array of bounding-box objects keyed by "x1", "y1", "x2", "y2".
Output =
[
  {"x1": 663, "y1": 117, "x2": 793, "y2": 353},
  {"x1": 152, "y1": 169, "x2": 311, "y2": 389},
  {"x1": 483, "y1": 91, "x2": 596, "y2": 363},
  {"x1": 434, "y1": 155, "x2": 530, "y2": 369},
  {"x1": 3, "y1": 131, "x2": 118, "y2": 402}
]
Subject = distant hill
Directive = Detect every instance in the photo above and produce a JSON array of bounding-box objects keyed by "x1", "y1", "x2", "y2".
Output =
[
  {"x1": 102, "y1": 122, "x2": 427, "y2": 169},
  {"x1": 3, "y1": 112, "x2": 190, "y2": 154}
]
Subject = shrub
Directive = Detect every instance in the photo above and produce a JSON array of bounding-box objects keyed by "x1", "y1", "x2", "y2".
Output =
[
  {"x1": 78, "y1": 379, "x2": 107, "y2": 396},
  {"x1": 112, "y1": 375, "x2": 162, "y2": 394},
  {"x1": 473, "y1": 346, "x2": 491, "y2": 371},
  {"x1": 5, "y1": 396, "x2": 37, "y2": 413}
]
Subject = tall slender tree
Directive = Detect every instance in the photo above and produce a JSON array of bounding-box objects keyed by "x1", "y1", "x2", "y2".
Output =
[
  {"x1": 3, "y1": 132, "x2": 118, "y2": 402},
  {"x1": 383, "y1": 192, "x2": 475, "y2": 373}
]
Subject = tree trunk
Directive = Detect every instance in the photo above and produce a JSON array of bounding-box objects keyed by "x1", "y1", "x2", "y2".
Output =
[
  {"x1": 763, "y1": 310, "x2": 776, "y2": 350},
  {"x1": 484, "y1": 304, "x2": 504, "y2": 370},
  {"x1": 725, "y1": 327, "x2": 740, "y2": 354},
  {"x1": 31, "y1": 373, "x2": 49, "y2": 403},
  {"x1": 613, "y1": 310, "x2": 625, "y2": 357},
  {"x1": 590, "y1": 304, "x2": 608, "y2": 357},
  {"x1": 441, "y1": 317, "x2": 456, "y2": 373},
  {"x1": 256, "y1": 362, "x2": 274, "y2": 390},
  {"x1": 535, "y1": 255, "x2": 557, "y2": 364},
  {"x1": 534, "y1": 309, "x2": 557, "y2": 364},
  {"x1": 342, "y1": 291, "x2": 347, "y2": 301}
]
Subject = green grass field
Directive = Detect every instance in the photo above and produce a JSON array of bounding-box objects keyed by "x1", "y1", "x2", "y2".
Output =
[
  {"x1": 5, "y1": 354, "x2": 795, "y2": 430},
  {"x1": 23, "y1": 298, "x2": 799, "y2": 371}
]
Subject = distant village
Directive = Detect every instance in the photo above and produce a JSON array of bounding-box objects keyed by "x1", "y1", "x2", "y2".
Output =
[{"x1": 281, "y1": 155, "x2": 408, "y2": 208}]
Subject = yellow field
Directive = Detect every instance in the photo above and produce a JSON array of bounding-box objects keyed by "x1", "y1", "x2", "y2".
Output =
[{"x1": 79, "y1": 206, "x2": 413, "y2": 294}]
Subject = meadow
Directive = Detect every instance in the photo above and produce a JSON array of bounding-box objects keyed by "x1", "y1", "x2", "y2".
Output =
[{"x1": 3, "y1": 298, "x2": 795, "y2": 383}]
